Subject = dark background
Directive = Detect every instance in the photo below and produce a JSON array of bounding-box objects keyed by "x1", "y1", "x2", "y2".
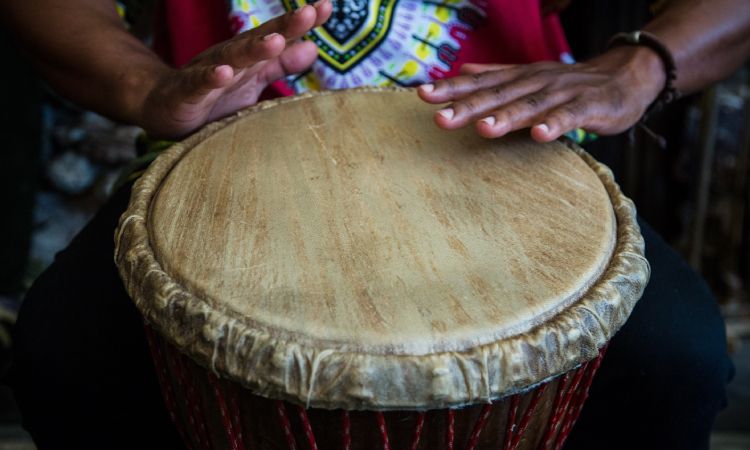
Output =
[{"x1": 0, "y1": 0, "x2": 747, "y2": 447}]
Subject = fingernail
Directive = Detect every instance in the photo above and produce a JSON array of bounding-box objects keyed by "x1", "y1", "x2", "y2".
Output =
[
  {"x1": 420, "y1": 83, "x2": 434, "y2": 93},
  {"x1": 437, "y1": 108, "x2": 454, "y2": 120},
  {"x1": 536, "y1": 123, "x2": 550, "y2": 134},
  {"x1": 480, "y1": 116, "x2": 495, "y2": 127},
  {"x1": 294, "y1": 5, "x2": 307, "y2": 14},
  {"x1": 263, "y1": 32, "x2": 280, "y2": 41}
]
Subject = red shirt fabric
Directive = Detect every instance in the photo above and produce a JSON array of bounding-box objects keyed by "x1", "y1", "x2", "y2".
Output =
[{"x1": 153, "y1": 0, "x2": 571, "y2": 93}]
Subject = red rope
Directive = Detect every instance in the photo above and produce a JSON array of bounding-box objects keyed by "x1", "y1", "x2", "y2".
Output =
[
  {"x1": 509, "y1": 384, "x2": 548, "y2": 450},
  {"x1": 465, "y1": 404, "x2": 492, "y2": 450},
  {"x1": 566, "y1": 367, "x2": 598, "y2": 430},
  {"x1": 275, "y1": 401, "x2": 298, "y2": 450},
  {"x1": 208, "y1": 373, "x2": 245, "y2": 450},
  {"x1": 297, "y1": 406, "x2": 319, "y2": 450},
  {"x1": 175, "y1": 352, "x2": 214, "y2": 450},
  {"x1": 341, "y1": 411, "x2": 351, "y2": 450},
  {"x1": 143, "y1": 326, "x2": 194, "y2": 450},
  {"x1": 445, "y1": 409, "x2": 456, "y2": 450},
  {"x1": 555, "y1": 348, "x2": 608, "y2": 450},
  {"x1": 162, "y1": 343, "x2": 207, "y2": 450},
  {"x1": 227, "y1": 385, "x2": 250, "y2": 450},
  {"x1": 502, "y1": 394, "x2": 521, "y2": 450},
  {"x1": 146, "y1": 331, "x2": 608, "y2": 450},
  {"x1": 541, "y1": 372, "x2": 571, "y2": 449},
  {"x1": 551, "y1": 361, "x2": 590, "y2": 447},
  {"x1": 555, "y1": 391, "x2": 586, "y2": 448},
  {"x1": 542, "y1": 356, "x2": 592, "y2": 450},
  {"x1": 409, "y1": 412, "x2": 426, "y2": 450},
  {"x1": 376, "y1": 411, "x2": 391, "y2": 450}
]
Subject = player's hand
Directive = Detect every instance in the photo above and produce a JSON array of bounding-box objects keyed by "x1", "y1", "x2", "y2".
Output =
[
  {"x1": 417, "y1": 46, "x2": 666, "y2": 142},
  {"x1": 140, "y1": 0, "x2": 332, "y2": 139}
]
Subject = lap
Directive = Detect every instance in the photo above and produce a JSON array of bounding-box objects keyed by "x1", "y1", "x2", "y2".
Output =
[
  {"x1": 8, "y1": 187, "x2": 732, "y2": 450},
  {"x1": 8, "y1": 185, "x2": 183, "y2": 450},
  {"x1": 565, "y1": 219, "x2": 734, "y2": 450}
]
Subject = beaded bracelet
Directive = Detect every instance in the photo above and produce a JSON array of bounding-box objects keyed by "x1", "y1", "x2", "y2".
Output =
[
  {"x1": 607, "y1": 30, "x2": 680, "y2": 115},
  {"x1": 606, "y1": 30, "x2": 681, "y2": 148}
]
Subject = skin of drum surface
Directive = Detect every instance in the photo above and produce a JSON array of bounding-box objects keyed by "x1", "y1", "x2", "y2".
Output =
[{"x1": 115, "y1": 88, "x2": 649, "y2": 412}]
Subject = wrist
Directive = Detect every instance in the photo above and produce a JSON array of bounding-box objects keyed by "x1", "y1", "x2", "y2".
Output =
[
  {"x1": 605, "y1": 31, "x2": 679, "y2": 115},
  {"x1": 594, "y1": 45, "x2": 668, "y2": 113},
  {"x1": 117, "y1": 59, "x2": 171, "y2": 129}
]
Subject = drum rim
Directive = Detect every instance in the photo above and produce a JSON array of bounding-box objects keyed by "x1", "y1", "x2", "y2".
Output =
[{"x1": 115, "y1": 87, "x2": 650, "y2": 410}]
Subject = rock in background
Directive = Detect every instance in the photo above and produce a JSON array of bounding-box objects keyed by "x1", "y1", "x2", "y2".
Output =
[{"x1": 28, "y1": 97, "x2": 140, "y2": 274}]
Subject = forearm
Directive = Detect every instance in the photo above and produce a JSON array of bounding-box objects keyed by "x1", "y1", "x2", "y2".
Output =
[
  {"x1": 417, "y1": 0, "x2": 750, "y2": 141},
  {"x1": 0, "y1": 0, "x2": 169, "y2": 127},
  {"x1": 643, "y1": 0, "x2": 750, "y2": 95}
]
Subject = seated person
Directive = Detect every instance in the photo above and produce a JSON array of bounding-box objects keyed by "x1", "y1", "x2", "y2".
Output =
[{"x1": 2, "y1": 0, "x2": 747, "y2": 448}]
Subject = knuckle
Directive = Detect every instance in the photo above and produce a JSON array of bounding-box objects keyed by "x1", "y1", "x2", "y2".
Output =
[
  {"x1": 494, "y1": 110, "x2": 510, "y2": 125},
  {"x1": 533, "y1": 89, "x2": 561, "y2": 108},
  {"x1": 545, "y1": 70, "x2": 587, "y2": 91},
  {"x1": 198, "y1": 67, "x2": 211, "y2": 85},
  {"x1": 455, "y1": 98, "x2": 479, "y2": 116},
  {"x1": 494, "y1": 107, "x2": 517, "y2": 127},
  {"x1": 525, "y1": 64, "x2": 554, "y2": 79},
  {"x1": 547, "y1": 72, "x2": 573, "y2": 89},
  {"x1": 488, "y1": 84, "x2": 507, "y2": 104},
  {"x1": 554, "y1": 105, "x2": 579, "y2": 126},
  {"x1": 439, "y1": 77, "x2": 458, "y2": 93},
  {"x1": 527, "y1": 72, "x2": 553, "y2": 88},
  {"x1": 524, "y1": 92, "x2": 546, "y2": 109},
  {"x1": 181, "y1": 68, "x2": 201, "y2": 91},
  {"x1": 198, "y1": 67, "x2": 212, "y2": 86},
  {"x1": 213, "y1": 42, "x2": 231, "y2": 63},
  {"x1": 470, "y1": 73, "x2": 484, "y2": 84},
  {"x1": 560, "y1": 107, "x2": 578, "y2": 123}
]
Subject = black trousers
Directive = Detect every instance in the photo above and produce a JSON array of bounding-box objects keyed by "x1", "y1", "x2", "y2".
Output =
[{"x1": 8, "y1": 183, "x2": 734, "y2": 450}]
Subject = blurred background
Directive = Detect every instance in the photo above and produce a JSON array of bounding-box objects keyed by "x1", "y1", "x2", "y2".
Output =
[{"x1": 0, "y1": 0, "x2": 748, "y2": 448}]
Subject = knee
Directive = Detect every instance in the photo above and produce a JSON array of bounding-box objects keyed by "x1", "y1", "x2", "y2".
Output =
[
  {"x1": 662, "y1": 336, "x2": 733, "y2": 410},
  {"x1": 7, "y1": 271, "x2": 91, "y2": 427}
]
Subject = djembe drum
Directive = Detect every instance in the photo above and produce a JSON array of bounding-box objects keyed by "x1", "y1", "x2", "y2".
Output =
[{"x1": 115, "y1": 88, "x2": 649, "y2": 450}]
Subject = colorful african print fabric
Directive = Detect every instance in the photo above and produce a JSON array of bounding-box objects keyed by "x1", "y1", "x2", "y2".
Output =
[
  {"x1": 229, "y1": 0, "x2": 571, "y2": 94},
  {"x1": 118, "y1": 0, "x2": 590, "y2": 187}
]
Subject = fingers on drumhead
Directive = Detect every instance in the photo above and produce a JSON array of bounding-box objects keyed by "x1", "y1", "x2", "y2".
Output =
[{"x1": 420, "y1": 69, "x2": 522, "y2": 103}]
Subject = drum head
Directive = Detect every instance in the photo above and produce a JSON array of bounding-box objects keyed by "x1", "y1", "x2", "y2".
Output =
[{"x1": 116, "y1": 88, "x2": 649, "y2": 410}]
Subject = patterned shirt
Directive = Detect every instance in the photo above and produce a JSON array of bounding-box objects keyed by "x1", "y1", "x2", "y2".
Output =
[{"x1": 149, "y1": 0, "x2": 572, "y2": 94}]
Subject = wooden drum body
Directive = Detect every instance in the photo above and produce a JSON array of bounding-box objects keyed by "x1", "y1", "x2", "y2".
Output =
[{"x1": 115, "y1": 88, "x2": 650, "y2": 450}]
